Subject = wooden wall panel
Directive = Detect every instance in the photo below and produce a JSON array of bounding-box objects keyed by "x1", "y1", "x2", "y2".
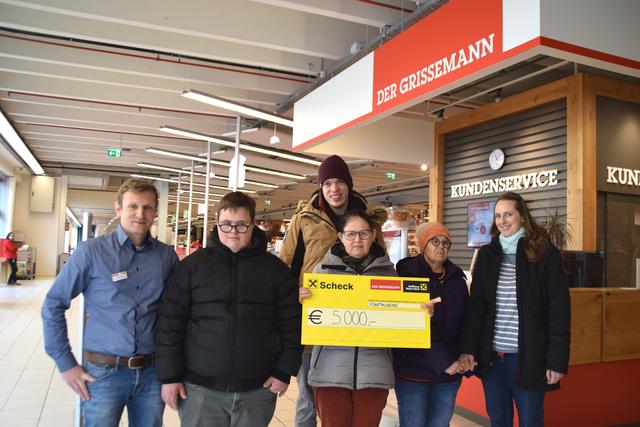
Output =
[
  {"x1": 569, "y1": 289, "x2": 603, "y2": 365},
  {"x1": 431, "y1": 73, "x2": 639, "y2": 253},
  {"x1": 436, "y1": 78, "x2": 569, "y2": 135},
  {"x1": 603, "y1": 289, "x2": 640, "y2": 361},
  {"x1": 566, "y1": 74, "x2": 597, "y2": 251},
  {"x1": 442, "y1": 102, "x2": 567, "y2": 268},
  {"x1": 429, "y1": 133, "x2": 445, "y2": 223}
]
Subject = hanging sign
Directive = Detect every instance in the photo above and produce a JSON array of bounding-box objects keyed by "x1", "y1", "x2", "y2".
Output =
[{"x1": 228, "y1": 154, "x2": 246, "y2": 189}]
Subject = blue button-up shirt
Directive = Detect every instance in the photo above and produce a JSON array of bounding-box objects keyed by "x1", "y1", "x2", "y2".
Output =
[{"x1": 42, "y1": 226, "x2": 179, "y2": 373}]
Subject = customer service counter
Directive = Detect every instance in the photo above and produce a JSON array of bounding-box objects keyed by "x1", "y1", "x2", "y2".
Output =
[
  {"x1": 289, "y1": 2, "x2": 639, "y2": 425},
  {"x1": 456, "y1": 288, "x2": 640, "y2": 427}
]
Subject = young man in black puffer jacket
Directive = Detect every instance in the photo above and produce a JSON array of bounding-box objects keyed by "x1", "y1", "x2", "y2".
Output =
[{"x1": 155, "y1": 191, "x2": 302, "y2": 427}]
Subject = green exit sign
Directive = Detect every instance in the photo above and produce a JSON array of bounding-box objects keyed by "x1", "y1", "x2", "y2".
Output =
[
  {"x1": 106, "y1": 148, "x2": 122, "y2": 158},
  {"x1": 385, "y1": 172, "x2": 396, "y2": 180},
  {"x1": 264, "y1": 199, "x2": 272, "y2": 206}
]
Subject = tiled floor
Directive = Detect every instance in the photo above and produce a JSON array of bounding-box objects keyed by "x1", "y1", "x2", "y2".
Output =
[{"x1": 0, "y1": 279, "x2": 482, "y2": 427}]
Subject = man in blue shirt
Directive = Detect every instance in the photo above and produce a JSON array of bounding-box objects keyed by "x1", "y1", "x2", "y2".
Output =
[{"x1": 42, "y1": 178, "x2": 179, "y2": 427}]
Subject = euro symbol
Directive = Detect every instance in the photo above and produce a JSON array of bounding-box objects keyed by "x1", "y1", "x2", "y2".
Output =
[
  {"x1": 308, "y1": 309, "x2": 323, "y2": 325},
  {"x1": 308, "y1": 279, "x2": 318, "y2": 288}
]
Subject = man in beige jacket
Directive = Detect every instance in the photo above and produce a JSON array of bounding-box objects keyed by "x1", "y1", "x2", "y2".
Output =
[{"x1": 279, "y1": 155, "x2": 371, "y2": 427}]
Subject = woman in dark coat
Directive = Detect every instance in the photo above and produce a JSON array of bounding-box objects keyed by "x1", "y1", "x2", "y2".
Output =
[
  {"x1": 459, "y1": 192, "x2": 571, "y2": 427},
  {"x1": 393, "y1": 222, "x2": 469, "y2": 427}
]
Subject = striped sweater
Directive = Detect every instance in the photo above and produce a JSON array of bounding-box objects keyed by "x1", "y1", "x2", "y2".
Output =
[{"x1": 492, "y1": 253, "x2": 519, "y2": 352}]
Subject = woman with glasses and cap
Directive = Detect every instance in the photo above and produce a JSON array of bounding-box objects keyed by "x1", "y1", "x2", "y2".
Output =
[
  {"x1": 298, "y1": 210, "x2": 396, "y2": 427},
  {"x1": 392, "y1": 222, "x2": 470, "y2": 427}
]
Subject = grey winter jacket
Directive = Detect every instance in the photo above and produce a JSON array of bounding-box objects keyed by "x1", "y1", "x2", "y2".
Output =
[{"x1": 307, "y1": 242, "x2": 396, "y2": 390}]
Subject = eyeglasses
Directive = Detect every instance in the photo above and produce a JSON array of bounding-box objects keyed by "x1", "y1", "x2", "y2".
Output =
[
  {"x1": 342, "y1": 230, "x2": 373, "y2": 240},
  {"x1": 218, "y1": 222, "x2": 250, "y2": 233},
  {"x1": 429, "y1": 238, "x2": 452, "y2": 249}
]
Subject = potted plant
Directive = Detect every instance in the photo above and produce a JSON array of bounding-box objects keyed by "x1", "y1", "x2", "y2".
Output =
[{"x1": 542, "y1": 209, "x2": 573, "y2": 250}]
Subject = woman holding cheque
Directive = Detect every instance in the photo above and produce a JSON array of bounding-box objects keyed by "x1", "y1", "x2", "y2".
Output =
[
  {"x1": 393, "y1": 223, "x2": 470, "y2": 427},
  {"x1": 299, "y1": 210, "x2": 397, "y2": 427}
]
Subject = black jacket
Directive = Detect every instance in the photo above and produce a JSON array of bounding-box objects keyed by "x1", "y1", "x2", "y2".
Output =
[
  {"x1": 154, "y1": 227, "x2": 302, "y2": 392},
  {"x1": 393, "y1": 256, "x2": 469, "y2": 383},
  {"x1": 460, "y1": 237, "x2": 570, "y2": 391}
]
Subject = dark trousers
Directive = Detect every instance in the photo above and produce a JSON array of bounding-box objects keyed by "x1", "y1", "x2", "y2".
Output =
[
  {"x1": 482, "y1": 352, "x2": 545, "y2": 427},
  {"x1": 313, "y1": 386, "x2": 389, "y2": 427},
  {"x1": 179, "y1": 382, "x2": 277, "y2": 427},
  {"x1": 7, "y1": 258, "x2": 17, "y2": 283}
]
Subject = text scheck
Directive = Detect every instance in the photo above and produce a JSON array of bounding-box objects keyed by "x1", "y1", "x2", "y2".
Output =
[
  {"x1": 319, "y1": 281, "x2": 354, "y2": 290},
  {"x1": 376, "y1": 33, "x2": 495, "y2": 106}
]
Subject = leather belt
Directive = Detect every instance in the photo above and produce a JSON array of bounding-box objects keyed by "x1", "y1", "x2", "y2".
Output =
[{"x1": 84, "y1": 351, "x2": 154, "y2": 369}]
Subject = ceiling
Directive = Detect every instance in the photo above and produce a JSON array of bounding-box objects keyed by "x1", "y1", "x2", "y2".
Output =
[
  {"x1": 2, "y1": 0, "x2": 632, "y2": 223},
  {"x1": 0, "y1": 0, "x2": 444, "y2": 220}
]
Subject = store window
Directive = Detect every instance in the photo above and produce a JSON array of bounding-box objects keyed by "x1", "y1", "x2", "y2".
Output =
[{"x1": 599, "y1": 193, "x2": 640, "y2": 287}]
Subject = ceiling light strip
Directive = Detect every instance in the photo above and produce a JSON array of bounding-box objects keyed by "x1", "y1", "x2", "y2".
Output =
[
  {"x1": 179, "y1": 189, "x2": 225, "y2": 197},
  {"x1": 221, "y1": 127, "x2": 258, "y2": 137},
  {"x1": 185, "y1": 166, "x2": 278, "y2": 188},
  {"x1": 130, "y1": 174, "x2": 177, "y2": 183},
  {"x1": 135, "y1": 164, "x2": 257, "y2": 194},
  {"x1": 0, "y1": 107, "x2": 45, "y2": 174},
  {"x1": 145, "y1": 147, "x2": 306, "y2": 180},
  {"x1": 177, "y1": 175, "x2": 269, "y2": 191},
  {"x1": 182, "y1": 89, "x2": 294, "y2": 128},
  {"x1": 159, "y1": 126, "x2": 320, "y2": 166},
  {"x1": 170, "y1": 197, "x2": 220, "y2": 203}
]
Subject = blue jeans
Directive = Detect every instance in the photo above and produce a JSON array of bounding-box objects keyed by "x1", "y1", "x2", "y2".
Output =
[
  {"x1": 296, "y1": 352, "x2": 317, "y2": 427},
  {"x1": 482, "y1": 352, "x2": 545, "y2": 427},
  {"x1": 81, "y1": 361, "x2": 163, "y2": 427},
  {"x1": 395, "y1": 377, "x2": 462, "y2": 427},
  {"x1": 179, "y1": 382, "x2": 277, "y2": 427}
]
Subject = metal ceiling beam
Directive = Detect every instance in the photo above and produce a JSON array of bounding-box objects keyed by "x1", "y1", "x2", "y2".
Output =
[
  {"x1": 4, "y1": 102, "x2": 231, "y2": 135},
  {"x1": 0, "y1": 72, "x2": 269, "y2": 115},
  {"x1": 249, "y1": 0, "x2": 405, "y2": 27},
  {"x1": 0, "y1": 56, "x2": 284, "y2": 106},
  {"x1": 0, "y1": 34, "x2": 306, "y2": 96},
  {"x1": 0, "y1": 0, "x2": 366, "y2": 68}
]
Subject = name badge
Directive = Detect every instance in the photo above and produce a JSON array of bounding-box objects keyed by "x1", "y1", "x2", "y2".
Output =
[{"x1": 111, "y1": 271, "x2": 128, "y2": 282}]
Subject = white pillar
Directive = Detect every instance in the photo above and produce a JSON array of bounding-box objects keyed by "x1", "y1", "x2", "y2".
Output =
[
  {"x1": 186, "y1": 162, "x2": 194, "y2": 250},
  {"x1": 56, "y1": 176, "x2": 69, "y2": 255},
  {"x1": 154, "y1": 180, "x2": 169, "y2": 244}
]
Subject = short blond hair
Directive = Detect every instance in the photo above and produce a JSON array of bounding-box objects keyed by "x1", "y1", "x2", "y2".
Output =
[{"x1": 116, "y1": 178, "x2": 158, "y2": 208}]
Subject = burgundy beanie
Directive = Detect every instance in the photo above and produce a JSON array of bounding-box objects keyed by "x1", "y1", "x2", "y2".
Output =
[{"x1": 318, "y1": 155, "x2": 353, "y2": 190}]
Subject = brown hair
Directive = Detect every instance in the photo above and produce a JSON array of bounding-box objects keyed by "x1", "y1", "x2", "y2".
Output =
[
  {"x1": 116, "y1": 178, "x2": 159, "y2": 208},
  {"x1": 490, "y1": 192, "x2": 550, "y2": 262},
  {"x1": 217, "y1": 191, "x2": 256, "y2": 222},
  {"x1": 338, "y1": 209, "x2": 376, "y2": 233}
]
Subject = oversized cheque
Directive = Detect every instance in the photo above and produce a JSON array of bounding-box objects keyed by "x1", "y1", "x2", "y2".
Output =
[{"x1": 301, "y1": 273, "x2": 431, "y2": 348}]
